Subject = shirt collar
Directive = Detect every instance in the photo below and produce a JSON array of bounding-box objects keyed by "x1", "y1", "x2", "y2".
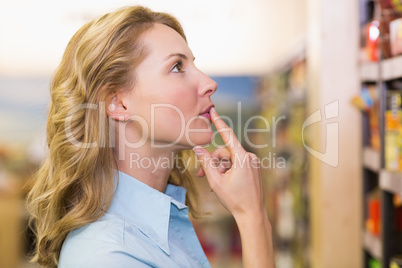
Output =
[{"x1": 107, "y1": 170, "x2": 188, "y2": 256}]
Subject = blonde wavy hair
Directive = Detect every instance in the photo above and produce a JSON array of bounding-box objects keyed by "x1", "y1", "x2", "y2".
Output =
[{"x1": 26, "y1": 6, "x2": 200, "y2": 268}]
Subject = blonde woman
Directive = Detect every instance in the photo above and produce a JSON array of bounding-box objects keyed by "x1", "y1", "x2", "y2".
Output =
[{"x1": 27, "y1": 6, "x2": 275, "y2": 268}]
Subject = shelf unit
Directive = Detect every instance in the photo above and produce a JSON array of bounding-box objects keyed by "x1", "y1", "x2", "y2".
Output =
[
  {"x1": 363, "y1": 147, "x2": 381, "y2": 172},
  {"x1": 380, "y1": 171, "x2": 402, "y2": 195},
  {"x1": 255, "y1": 54, "x2": 309, "y2": 268},
  {"x1": 358, "y1": 0, "x2": 402, "y2": 266},
  {"x1": 360, "y1": 55, "x2": 402, "y2": 267},
  {"x1": 363, "y1": 231, "x2": 383, "y2": 261}
]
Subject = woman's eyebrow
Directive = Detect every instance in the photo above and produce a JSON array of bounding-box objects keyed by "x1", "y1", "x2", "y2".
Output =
[{"x1": 164, "y1": 53, "x2": 195, "y2": 62}]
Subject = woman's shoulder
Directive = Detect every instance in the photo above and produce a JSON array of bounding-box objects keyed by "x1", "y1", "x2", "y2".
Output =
[
  {"x1": 58, "y1": 213, "x2": 166, "y2": 268},
  {"x1": 65, "y1": 213, "x2": 125, "y2": 243},
  {"x1": 58, "y1": 213, "x2": 129, "y2": 267},
  {"x1": 59, "y1": 239, "x2": 151, "y2": 268}
]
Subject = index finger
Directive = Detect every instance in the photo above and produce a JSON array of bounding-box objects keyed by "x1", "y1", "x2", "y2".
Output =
[{"x1": 210, "y1": 107, "x2": 244, "y2": 154}]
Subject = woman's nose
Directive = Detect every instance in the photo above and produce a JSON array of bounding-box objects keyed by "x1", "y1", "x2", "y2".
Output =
[{"x1": 199, "y1": 73, "x2": 218, "y2": 97}]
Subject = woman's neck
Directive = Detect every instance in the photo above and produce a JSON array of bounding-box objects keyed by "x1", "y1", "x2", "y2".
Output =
[{"x1": 114, "y1": 140, "x2": 178, "y2": 193}]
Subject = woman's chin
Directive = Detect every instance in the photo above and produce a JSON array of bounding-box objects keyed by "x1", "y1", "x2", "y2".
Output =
[
  {"x1": 176, "y1": 133, "x2": 213, "y2": 149},
  {"x1": 190, "y1": 132, "x2": 213, "y2": 146}
]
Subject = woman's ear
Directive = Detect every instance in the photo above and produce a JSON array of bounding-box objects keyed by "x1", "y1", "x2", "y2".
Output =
[{"x1": 106, "y1": 93, "x2": 130, "y2": 122}]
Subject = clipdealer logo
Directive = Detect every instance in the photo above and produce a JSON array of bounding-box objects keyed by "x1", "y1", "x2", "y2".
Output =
[
  {"x1": 302, "y1": 100, "x2": 339, "y2": 167},
  {"x1": 63, "y1": 100, "x2": 339, "y2": 168}
]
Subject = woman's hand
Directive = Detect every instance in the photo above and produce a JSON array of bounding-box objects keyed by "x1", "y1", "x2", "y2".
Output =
[
  {"x1": 192, "y1": 107, "x2": 265, "y2": 219},
  {"x1": 192, "y1": 107, "x2": 275, "y2": 268},
  {"x1": 195, "y1": 146, "x2": 231, "y2": 178}
]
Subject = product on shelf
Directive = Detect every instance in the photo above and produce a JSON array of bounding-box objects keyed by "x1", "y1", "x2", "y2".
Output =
[
  {"x1": 385, "y1": 90, "x2": 402, "y2": 171},
  {"x1": 368, "y1": 0, "x2": 402, "y2": 58},
  {"x1": 366, "y1": 20, "x2": 381, "y2": 61},
  {"x1": 351, "y1": 85, "x2": 380, "y2": 150},
  {"x1": 379, "y1": 0, "x2": 393, "y2": 10},
  {"x1": 276, "y1": 188, "x2": 295, "y2": 240},
  {"x1": 390, "y1": 18, "x2": 402, "y2": 56},
  {"x1": 391, "y1": 255, "x2": 402, "y2": 268},
  {"x1": 391, "y1": 0, "x2": 402, "y2": 13},
  {"x1": 367, "y1": 197, "x2": 381, "y2": 236},
  {"x1": 369, "y1": 257, "x2": 381, "y2": 268},
  {"x1": 394, "y1": 194, "x2": 402, "y2": 232}
]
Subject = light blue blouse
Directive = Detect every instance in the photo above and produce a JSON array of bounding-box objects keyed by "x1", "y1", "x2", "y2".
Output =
[{"x1": 59, "y1": 171, "x2": 211, "y2": 268}]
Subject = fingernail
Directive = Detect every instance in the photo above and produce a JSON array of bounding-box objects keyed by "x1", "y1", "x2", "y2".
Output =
[
  {"x1": 210, "y1": 107, "x2": 217, "y2": 114},
  {"x1": 192, "y1": 146, "x2": 204, "y2": 156}
]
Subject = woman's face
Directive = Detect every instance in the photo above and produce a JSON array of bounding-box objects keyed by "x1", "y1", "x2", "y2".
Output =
[{"x1": 123, "y1": 23, "x2": 218, "y2": 150}]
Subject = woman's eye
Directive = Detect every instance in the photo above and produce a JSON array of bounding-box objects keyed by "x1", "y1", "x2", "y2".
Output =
[{"x1": 171, "y1": 61, "x2": 183, "y2": 73}]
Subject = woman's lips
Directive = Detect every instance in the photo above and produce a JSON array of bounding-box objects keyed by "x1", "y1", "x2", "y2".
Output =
[
  {"x1": 200, "y1": 111, "x2": 211, "y2": 120},
  {"x1": 199, "y1": 104, "x2": 214, "y2": 121}
]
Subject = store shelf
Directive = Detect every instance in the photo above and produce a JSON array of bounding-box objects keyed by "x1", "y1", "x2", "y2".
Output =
[
  {"x1": 363, "y1": 231, "x2": 383, "y2": 260},
  {"x1": 256, "y1": 57, "x2": 309, "y2": 267},
  {"x1": 361, "y1": 55, "x2": 402, "y2": 82},
  {"x1": 360, "y1": 61, "x2": 379, "y2": 82},
  {"x1": 381, "y1": 55, "x2": 402, "y2": 81},
  {"x1": 359, "y1": 2, "x2": 402, "y2": 267},
  {"x1": 379, "y1": 170, "x2": 402, "y2": 195},
  {"x1": 363, "y1": 147, "x2": 381, "y2": 172}
]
